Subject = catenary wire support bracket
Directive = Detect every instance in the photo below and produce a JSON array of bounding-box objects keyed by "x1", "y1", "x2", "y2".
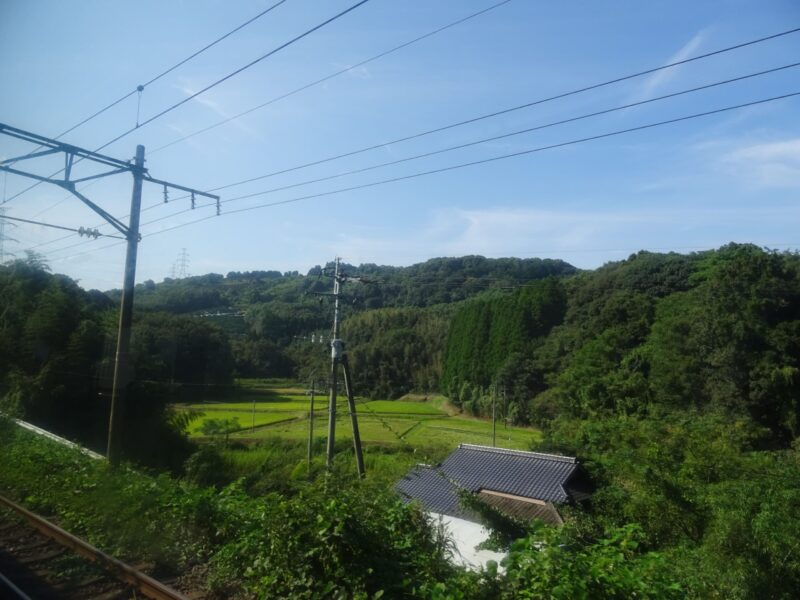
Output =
[
  {"x1": 0, "y1": 122, "x2": 220, "y2": 241},
  {"x1": 0, "y1": 121, "x2": 220, "y2": 466}
]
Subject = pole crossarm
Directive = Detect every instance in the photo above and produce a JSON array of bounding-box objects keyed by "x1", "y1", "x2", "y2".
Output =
[
  {"x1": 0, "y1": 123, "x2": 134, "y2": 171},
  {"x1": 1, "y1": 123, "x2": 216, "y2": 467},
  {"x1": 0, "y1": 148, "x2": 61, "y2": 165},
  {"x1": 143, "y1": 174, "x2": 220, "y2": 201},
  {"x1": 0, "y1": 122, "x2": 222, "y2": 235}
]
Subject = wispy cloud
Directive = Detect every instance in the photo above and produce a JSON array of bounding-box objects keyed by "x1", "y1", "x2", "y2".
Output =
[
  {"x1": 173, "y1": 80, "x2": 260, "y2": 139},
  {"x1": 324, "y1": 207, "x2": 684, "y2": 268},
  {"x1": 633, "y1": 30, "x2": 707, "y2": 101},
  {"x1": 719, "y1": 138, "x2": 800, "y2": 188},
  {"x1": 321, "y1": 202, "x2": 800, "y2": 269},
  {"x1": 331, "y1": 61, "x2": 371, "y2": 80},
  {"x1": 434, "y1": 207, "x2": 667, "y2": 256}
]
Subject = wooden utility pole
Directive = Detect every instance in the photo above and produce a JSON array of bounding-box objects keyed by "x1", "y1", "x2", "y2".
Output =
[
  {"x1": 106, "y1": 145, "x2": 144, "y2": 466},
  {"x1": 307, "y1": 378, "x2": 316, "y2": 474},
  {"x1": 492, "y1": 384, "x2": 497, "y2": 447},
  {"x1": 341, "y1": 354, "x2": 365, "y2": 477}
]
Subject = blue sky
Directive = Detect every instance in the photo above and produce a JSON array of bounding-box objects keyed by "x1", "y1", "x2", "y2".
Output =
[{"x1": 1, "y1": 0, "x2": 799, "y2": 290}]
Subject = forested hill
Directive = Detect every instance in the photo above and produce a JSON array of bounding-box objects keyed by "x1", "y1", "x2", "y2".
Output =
[{"x1": 443, "y1": 244, "x2": 800, "y2": 437}]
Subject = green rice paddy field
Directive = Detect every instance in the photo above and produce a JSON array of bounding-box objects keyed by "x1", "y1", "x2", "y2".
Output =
[{"x1": 175, "y1": 383, "x2": 541, "y2": 451}]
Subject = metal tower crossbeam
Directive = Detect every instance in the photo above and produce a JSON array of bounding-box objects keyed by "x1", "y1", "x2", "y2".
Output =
[{"x1": 0, "y1": 122, "x2": 219, "y2": 239}]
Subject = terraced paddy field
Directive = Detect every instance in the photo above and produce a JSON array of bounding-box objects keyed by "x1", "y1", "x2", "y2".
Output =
[
  {"x1": 176, "y1": 382, "x2": 541, "y2": 452},
  {"x1": 185, "y1": 410, "x2": 298, "y2": 434}
]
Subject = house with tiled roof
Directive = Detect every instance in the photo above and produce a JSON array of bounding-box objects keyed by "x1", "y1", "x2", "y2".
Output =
[{"x1": 395, "y1": 444, "x2": 591, "y2": 569}]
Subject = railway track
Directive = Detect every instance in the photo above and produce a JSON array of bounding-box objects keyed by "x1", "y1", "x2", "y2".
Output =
[{"x1": 0, "y1": 493, "x2": 194, "y2": 599}]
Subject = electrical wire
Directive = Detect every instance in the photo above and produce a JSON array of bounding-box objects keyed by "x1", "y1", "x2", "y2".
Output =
[
  {"x1": 32, "y1": 20, "x2": 800, "y2": 229},
  {"x1": 150, "y1": 0, "x2": 514, "y2": 155},
  {"x1": 18, "y1": 24, "x2": 800, "y2": 255},
  {"x1": 139, "y1": 61, "x2": 800, "y2": 219},
  {"x1": 3, "y1": 0, "x2": 367, "y2": 205},
  {"x1": 0, "y1": 214, "x2": 125, "y2": 239},
  {"x1": 14, "y1": 0, "x2": 510, "y2": 244},
  {"x1": 144, "y1": 24, "x2": 800, "y2": 196},
  {"x1": 135, "y1": 90, "x2": 800, "y2": 239},
  {"x1": 2, "y1": 0, "x2": 289, "y2": 199},
  {"x1": 94, "y1": 0, "x2": 372, "y2": 155},
  {"x1": 35, "y1": 89, "x2": 800, "y2": 262}
]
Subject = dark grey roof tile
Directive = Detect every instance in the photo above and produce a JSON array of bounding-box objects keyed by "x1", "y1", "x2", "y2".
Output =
[
  {"x1": 394, "y1": 465, "x2": 479, "y2": 523},
  {"x1": 439, "y1": 444, "x2": 577, "y2": 503}
]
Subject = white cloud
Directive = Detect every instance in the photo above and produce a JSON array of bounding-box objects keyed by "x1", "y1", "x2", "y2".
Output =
[
  {"x1": 324, "y1": 207, "x2": 678, "y2": 268},
  {"x1": 172, "y1": 80, "x2": 260, "y2": 139},
  {"x1": 323, "y1": 202, "x2": 800, "y2": 270},
  {"x1": 633, "y1": 30, "x2": 707, "y2": 101},
  {"x1": 720, "y1": 138, "x2": 800, "y2": 188}
]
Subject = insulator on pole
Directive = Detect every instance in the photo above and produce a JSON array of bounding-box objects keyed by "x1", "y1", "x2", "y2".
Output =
[{"x1": 191, "y1": 191, "x2": 196, "y2": 210}]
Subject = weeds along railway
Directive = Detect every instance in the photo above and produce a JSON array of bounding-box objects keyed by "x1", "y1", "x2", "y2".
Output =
[{"x1": 0, "y1": 493, "x2": 193, "y2": 600}]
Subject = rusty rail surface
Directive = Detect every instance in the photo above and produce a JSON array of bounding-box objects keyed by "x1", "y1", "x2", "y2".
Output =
[{"x1": 0, "y1": 493, "x2": 188, "y2": 600}]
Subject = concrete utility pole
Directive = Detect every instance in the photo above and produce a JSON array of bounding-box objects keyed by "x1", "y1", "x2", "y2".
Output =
[
  {"x1": 106, "y1": 145, "x2": 144, "y2": 465},
  {"x1": 326, "y1": 258, "x2": 342, "y2": 470},
  {"x1": 311, "y1": 257, "x2": 366, "y2": 477},
  {"x1": 0, "y1": 123, "x2": 220, "y2": 467}
]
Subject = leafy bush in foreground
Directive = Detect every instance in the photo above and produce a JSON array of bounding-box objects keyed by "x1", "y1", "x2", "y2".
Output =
[{"x1": 1, "y1": 417, "x2": 688, "y2": 598}]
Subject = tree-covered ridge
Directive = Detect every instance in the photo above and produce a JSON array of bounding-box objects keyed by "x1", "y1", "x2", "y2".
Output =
[
  {"x1": 114, "y1": 256, "x2": 576, "y2": 383},
  {"x1": 440, "y1": 244, "x2": 800, "y2": 598},
  {"x1": 441, "y1": 245, "x2": 800, "y2": 435},
  {"x1": 120, "y1": 255, "x2": 577, "y2": 314}
]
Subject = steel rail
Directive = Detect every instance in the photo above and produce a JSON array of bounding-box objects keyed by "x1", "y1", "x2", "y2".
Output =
[
  {"x1": 0, "y1": 493, "x2": 188, "y2": 600},
  {"x1": 0, "y1": 570, "x2": 32, "y2": 600}
]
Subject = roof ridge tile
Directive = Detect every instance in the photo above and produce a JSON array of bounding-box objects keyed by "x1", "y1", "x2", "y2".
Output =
[{"x1": 457, "y1": 443, "x2": 576, "y2": 463}]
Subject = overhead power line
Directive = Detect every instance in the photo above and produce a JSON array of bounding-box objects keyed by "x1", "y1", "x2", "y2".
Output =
[
  {"x1": 138, "y1": 61, "x2": 799, "y2": 220},
  {"x1": 3, "y1": 0, "x2": 368, "y2": 205},
  {"x1": 139, "y1": 90, "x2": 799, "y2": 237},
  {"x1": 149, "y1": 24, "x2": 800, "y2": 193},
  {"x1": 31, "y1": 89, "x2": 800, "y2": 261},
  {"x1": 52, "y1": 1, "x2": 291, "y2": 146},
  {"x1": 13, "y1": 0, "x2": 510, "y2": 240},
  {"x1": 150, "y1": 0, "x2": 514, "y2": 154},
  {"x1": 95, "y1": 0, "x2": 372, "y2": 154},
  {"x1": 2, "y1": 0, "x2": 288, "y2": 186},
  {"x1": 23, "y1": 23, "x2": 800, "y2": 252},
  {"x1": 0, "y1": 214, "x2": 125, "y2": 240},
  {"x1": 34, "y1": 89, "x2": 800, "y2": 259}
]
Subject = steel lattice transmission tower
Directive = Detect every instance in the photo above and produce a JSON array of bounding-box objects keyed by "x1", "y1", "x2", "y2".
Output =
[
  {"x1": 176, "y1": 248, "x2": 190, "y2": 278},
  {"x1": 0, "y1": 207, "x2": 18, "y2": 264}
]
